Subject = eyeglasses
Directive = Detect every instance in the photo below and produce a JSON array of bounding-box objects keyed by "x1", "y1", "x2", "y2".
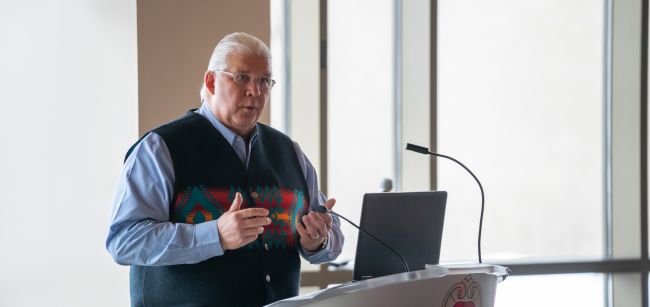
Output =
[{"x1": 214, "y1": 69, "x2": 276, "y2": 92}]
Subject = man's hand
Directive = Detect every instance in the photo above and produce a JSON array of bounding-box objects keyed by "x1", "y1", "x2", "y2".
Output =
[
  {"x1": 217, "y1": 192, "x2": 271, "y2": 250},
  {"x1": 296, "y1": 198, "x2": 336, "y2": 252}
]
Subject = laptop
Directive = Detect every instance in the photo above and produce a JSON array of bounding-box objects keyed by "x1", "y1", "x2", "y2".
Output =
[{"x1": 352, "y1": 191, "x2": 447, "y2": 281}]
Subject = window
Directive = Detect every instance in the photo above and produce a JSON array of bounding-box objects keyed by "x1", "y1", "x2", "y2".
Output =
[
  {"x1": 437, "y1": 0, "x2": 604, "y2": 262},
  {"x1": 327, "y1": 0, "x2": 396, "y2": 262},
  {"x1": 275, "y1": 0, "x2": 649, "y2": 305}
]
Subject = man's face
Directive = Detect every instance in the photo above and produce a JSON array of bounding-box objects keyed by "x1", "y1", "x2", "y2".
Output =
[{"x1": 207, "y1": 52, "x2": 270, "y2": 138}]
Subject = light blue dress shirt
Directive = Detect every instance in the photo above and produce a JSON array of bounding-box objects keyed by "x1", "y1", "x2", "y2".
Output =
[{"x1": 107, "y1": 103, "x2": 343, "y2": 266}]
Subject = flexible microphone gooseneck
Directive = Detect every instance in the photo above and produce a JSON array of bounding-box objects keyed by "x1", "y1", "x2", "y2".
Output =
[
  {"x1": 312, "y1": 206, "x2": 410, "y2": 273},
  {"x1": 405, "y1": 143, "x2": 485, "y2": 264}
]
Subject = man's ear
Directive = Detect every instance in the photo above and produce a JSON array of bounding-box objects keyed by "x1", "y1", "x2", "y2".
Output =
[{"x1": 204, "y1": 71, "x2": 216, "y2": 95}]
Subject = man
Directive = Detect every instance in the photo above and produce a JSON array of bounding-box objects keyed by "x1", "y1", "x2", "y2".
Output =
[{"x1": 107, "y1": 32, "x2": 343, "y2": 306}]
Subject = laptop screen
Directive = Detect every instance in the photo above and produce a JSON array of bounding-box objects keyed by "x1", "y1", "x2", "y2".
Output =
[{"x1": 352, "y1": 191, "x2": 447, "y2": 281}]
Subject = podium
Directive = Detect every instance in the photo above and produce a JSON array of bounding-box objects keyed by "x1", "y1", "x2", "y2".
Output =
[{"x1": 267, "y1": 264, "x2": 508, "y2": 307}]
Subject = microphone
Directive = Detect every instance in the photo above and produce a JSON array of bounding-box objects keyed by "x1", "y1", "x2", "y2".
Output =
[
  {"x1": 312, "y1": 205, "x2": 410, "y2": 273},
  {"x1": 405, "y1": 143, "x2": 485, "y2": 264}
]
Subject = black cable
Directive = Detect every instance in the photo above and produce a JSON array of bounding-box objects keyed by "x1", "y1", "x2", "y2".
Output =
[{"x1": 313, "y1": 206, "x2": 410, "y2": 272}]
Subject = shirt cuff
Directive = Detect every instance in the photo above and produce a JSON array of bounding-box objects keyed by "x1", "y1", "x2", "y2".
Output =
[{"x1": 194, "y1": 220, "x2": 224, "y2": 257}]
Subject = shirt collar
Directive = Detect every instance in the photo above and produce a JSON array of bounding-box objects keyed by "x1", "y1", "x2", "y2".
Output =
[{"x1": 196, "y1": 103, "x2": 259, "y2": 146}]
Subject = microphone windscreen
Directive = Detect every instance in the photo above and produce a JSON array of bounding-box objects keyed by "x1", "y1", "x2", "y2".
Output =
[
  {"x1": 406, "y1": 143, "x2": 430, "y2": 154},
  {"x1": 379, "y1": 178, "x2": 393, "y2": 192}
]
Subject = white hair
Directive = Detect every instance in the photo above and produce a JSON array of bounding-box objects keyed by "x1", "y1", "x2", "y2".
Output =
[{"x1": 200, "y1": 32, "x2": 272, "y2": 100}]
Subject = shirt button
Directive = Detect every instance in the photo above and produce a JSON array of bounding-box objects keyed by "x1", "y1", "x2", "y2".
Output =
[
  {"x1": 264, "y1": 242, "x2": 269, "y2": 251},
  {"x1": 265, "y1": 274, "x2": 271, "y2": 282},
  {"x1": 251, "y1": 191, "x2": 259, "y2": 199}
]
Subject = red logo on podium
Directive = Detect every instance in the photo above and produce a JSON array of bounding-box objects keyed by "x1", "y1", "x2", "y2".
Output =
[{"x1": 442, "y1": 275, "x2": 482, "y2": 307}]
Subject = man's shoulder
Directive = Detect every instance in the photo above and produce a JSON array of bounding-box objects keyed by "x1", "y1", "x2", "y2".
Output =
[
  {"x1": 124, "y1": 132, "x2": 164, "y2": 163},
  {"x1": 153, "y1": 110, "x2": 205, "y2": 136}
]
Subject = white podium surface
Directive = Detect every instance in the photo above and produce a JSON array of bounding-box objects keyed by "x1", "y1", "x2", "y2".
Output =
[{"x1": 267, "y1": 264, "x2": 508, "y2": 307}]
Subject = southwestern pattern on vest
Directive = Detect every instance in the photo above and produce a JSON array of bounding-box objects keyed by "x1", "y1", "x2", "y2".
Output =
[
  {"x1": 128, "y1": 111, "x2": 311, "y2": 307},
  {"x1": 172, "y1": 185, "x2": 307, "y2": 249}
]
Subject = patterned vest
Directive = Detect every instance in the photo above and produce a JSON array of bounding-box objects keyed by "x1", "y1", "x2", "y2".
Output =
[{"x1": 128, "y1": 111, "x2": 310, "y2": 307}]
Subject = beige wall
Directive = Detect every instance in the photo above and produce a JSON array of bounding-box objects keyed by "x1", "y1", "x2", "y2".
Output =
[{"x1": 138, "y1": 0, "x2": 271, "y2": 135}]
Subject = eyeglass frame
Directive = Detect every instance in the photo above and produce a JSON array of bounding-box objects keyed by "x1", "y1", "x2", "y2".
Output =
[{"x1": 213, "y1": 69, "x2": 276, "y2": 92}]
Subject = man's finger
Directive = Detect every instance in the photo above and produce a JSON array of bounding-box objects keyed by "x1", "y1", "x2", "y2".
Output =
[
  {"x1": 239, "y1": 208, "x2": 269, "y2": 218},
  {"x1": 308, "y1": 214, "x2": 329, "y2": 236},
  {"x1": 228, "y1": 192, "x2": 243, "y2": 212},
  {"x1": 324, "y1": 198, "x2": 336, "y2": 210},
  {"x1": 319, "y1": 213, "x2": 332, "y2": 229},
  {"x1": 295, "y1": 220, "x2": 307, "y2": 237},
  {"x1": 308, "y1": 212, "x2": 326, "y2": 224},
  {"x1": 310, "y1": 212, "x2": 331, "y2": 229},
  {"x1": 296, "y1": 220, "x2": 306, "y2": 231},
  {"x1": 301, "y1": 216, "x2": 320, "y2": 238},
  {"x1": 244, "y1": 216, "x2": 272, "y2": 228},
  {"x1": 242, "y1": 227, "x2": 265, "y2": 237}
]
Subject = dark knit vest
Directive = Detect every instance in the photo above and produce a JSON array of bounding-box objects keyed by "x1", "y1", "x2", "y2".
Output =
[{"x1": 127, "y1": 111, "x2": 310, "y2": 307}]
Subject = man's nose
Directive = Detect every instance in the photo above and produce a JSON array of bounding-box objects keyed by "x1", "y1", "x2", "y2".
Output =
[{"x1": 245, "y1": 80, "x2": 261, "y2": 97}]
